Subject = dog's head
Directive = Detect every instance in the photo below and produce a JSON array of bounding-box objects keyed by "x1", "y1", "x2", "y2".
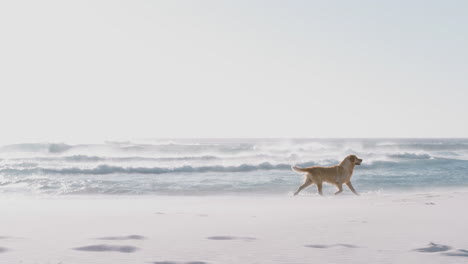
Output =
[{"x1": 348, "y1": 155, "x2": 362, "y2": 165}]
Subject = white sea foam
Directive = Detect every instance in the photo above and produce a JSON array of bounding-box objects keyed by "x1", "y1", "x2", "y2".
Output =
[{"x1": 0, "y1": 139, "x2": 467, "y2": 195}]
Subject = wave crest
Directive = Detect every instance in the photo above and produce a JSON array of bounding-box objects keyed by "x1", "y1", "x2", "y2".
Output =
[
  {"x1": 0, "y1": 161, "x2": 319, "y2": 176},
  {"x1": 387, "y1": 153, "x2": 432, "y2": 160}
]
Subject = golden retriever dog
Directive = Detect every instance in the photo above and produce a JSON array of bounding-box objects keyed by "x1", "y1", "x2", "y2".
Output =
[{"x1": 292, "y1": 155, "x2": 362, "y2": 196}]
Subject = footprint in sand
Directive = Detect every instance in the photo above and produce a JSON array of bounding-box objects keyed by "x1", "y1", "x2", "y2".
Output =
[
  {"x1": 206, "y1": 236, "x2": 256, "y2": 241},
  {"x1": 73, "y1": 244, "x2": 139, "y2": 253},
  {"x1": 0, "y1": 236, "x2": 11, "y2": 253},
  {"x1": 443, "y1": 249, "x2": 468, "y2": 257},
  {"x1": 305, "y1": 244, "x2": 359, "y2": 249},
  {"x1": 304, "y1": 244, "x2": 329, "y2": 248},
  {"x1": 415, "y1": 242, "x2": 468, "y2": 258},
  {"x1": 414, "y1": 242, "x2": 451, "y2": 252},
  {"x1": 96, "y1": 235, "x2": 146, "y2": 240}
]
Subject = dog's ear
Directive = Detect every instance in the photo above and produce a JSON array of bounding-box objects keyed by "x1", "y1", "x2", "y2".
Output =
[{"x1": 349, "y1": 155, "x2": 356, "y2": 162}]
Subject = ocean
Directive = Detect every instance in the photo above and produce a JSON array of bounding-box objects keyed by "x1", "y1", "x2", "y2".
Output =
[{"x1": 1, "y1": 138, "x2": 467, "y2": 196}]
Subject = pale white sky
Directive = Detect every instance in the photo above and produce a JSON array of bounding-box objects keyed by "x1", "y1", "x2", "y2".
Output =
[{"x1": 0, "y1": 0, "x2": 467, "y2": 143}]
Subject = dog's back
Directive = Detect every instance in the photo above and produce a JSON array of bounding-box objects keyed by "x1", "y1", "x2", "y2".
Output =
[{"x1": 293, "y1": 165, "x2": 344, "y2": 184}]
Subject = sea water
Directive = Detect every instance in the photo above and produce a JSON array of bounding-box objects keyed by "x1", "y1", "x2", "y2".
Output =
[{"x1": 0, "y1": 138, "x2": 467, "y2": 195}]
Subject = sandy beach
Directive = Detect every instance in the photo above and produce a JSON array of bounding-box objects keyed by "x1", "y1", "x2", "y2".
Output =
[
  {"x1": 1, "y1": 190, "x2": 468, "y2": 264},
  {"x1": 2, "y1": 0, "x2": 467, "y2": 262}
]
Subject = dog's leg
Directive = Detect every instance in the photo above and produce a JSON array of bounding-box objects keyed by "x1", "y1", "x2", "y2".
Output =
[
  {"x1": 334, "y1": 183, "x2": 343, "y2": 195},
  {"x1": 346, "y1": 182, "x2": 359, "y2": 196},
  {"x1": 316, "y1": 182, "x2": 323, "y2": 196},
  {"x1": 294, "y1": 178, "x2": 312, "y2": 196}
]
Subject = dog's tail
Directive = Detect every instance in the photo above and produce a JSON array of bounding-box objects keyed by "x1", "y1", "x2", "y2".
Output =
[{"x1": 292, "y1": 166, "x2": 310, "y2": 173}]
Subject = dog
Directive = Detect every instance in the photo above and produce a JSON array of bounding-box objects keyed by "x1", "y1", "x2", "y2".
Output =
[{"x1": 292, "y1": 155, "x2": 362, "y2": 196}]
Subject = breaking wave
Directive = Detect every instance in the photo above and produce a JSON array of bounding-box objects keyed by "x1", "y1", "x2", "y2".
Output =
[
  {"x1": 387, "y1": 153, "x2": 432, "y2": 160},
  {"x1": 1, "y1": 138, "x2": 468, "y2": 195},
  {"x1": 0, "y1": 143, "x2": 73, "y2": 153},
  {"x1": 0, "y1": 161, "x2": 320, "y2": 176},
  {"x1": 31, "y1": 155, "x2": 221, "y2": 163}
]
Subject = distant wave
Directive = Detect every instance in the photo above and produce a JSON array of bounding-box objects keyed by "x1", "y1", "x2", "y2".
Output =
[
  {"x1": 0, "y1": 161, "x2": 318, "y2": 176},
  {"x1": 0, "y1": 143, "x2": 73, "y2": 153},
  {"x1": 387, "y1": 153, "x2": 432, "y2": 160},
  {"x1": 374, "y1": 142, "x2": 468, "y2": 151},
  {"x1": 0, "y1": 142, "x2": 254, "y2": 154},
  {"x1": 31, "y1": 155, "x2": 221, "y2": 162},
  {"x1": 8, "y1": 154, "x2": 298, "y2": 163}
]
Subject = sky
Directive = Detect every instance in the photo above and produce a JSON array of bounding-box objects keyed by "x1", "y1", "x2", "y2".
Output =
[{"x1": 0, "y1": 0, "x2": 467, "y2": 143}]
